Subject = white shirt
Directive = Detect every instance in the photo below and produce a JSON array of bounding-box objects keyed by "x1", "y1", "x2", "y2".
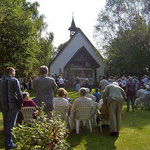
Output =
[
  {"x1": 86, "y1": 93, "x2": 96, "y2": 101},
  {"x1": 99, "y1": 79, "x2": 109, "y2": 90},
  {"x1": 142, "y1": 77, "x2": 148, "y2": 85},
  {"x1": 136, "y1": 89, "x2": 145, "y2": 97},
  {"x1": 59, "y1": 78, "x2": 64, "y2": 85},
  {"x1": 54, "y1": 97, "x2": 70, "y2": 107},
  {"x1": 121, "y1": 79, "x2": 127, "y2": 88}
]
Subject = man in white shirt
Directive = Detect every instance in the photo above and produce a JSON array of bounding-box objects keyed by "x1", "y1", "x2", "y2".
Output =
[{"x1": 58, "y1": 76, "x2": 65, "y2": 88}]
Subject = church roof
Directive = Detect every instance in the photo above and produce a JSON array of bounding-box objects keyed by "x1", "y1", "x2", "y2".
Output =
[
  {"x1": 48, "y1": 28, "x2": 104, "y2": 67},
  {"x1": 68, "y1": 17, "x2": 77, "y2": 31}
]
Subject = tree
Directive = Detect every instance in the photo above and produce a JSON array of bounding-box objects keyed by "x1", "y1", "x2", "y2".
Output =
[
  {"x1": 37, "y1": 33, "x2": 54, "y2": 67},
  {"x1": 94, "y1": 0, "x2": 150, "y2": 76},
  {"x1": 106, "y1": 17, "x2": 150, "y2": 76},
  {"x1": 94, "y1": 0, "x2": 150, "y2": 49},
  {"x1": 50, "y1": 42, "x2": 67, "y2": 60},
  {"x1": 0, "y1": 0, "x2": 54, "y2": 77}
]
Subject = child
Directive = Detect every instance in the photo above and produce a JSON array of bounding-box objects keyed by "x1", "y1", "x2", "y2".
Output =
[{"x1": 93, "y1": 88, "x2": 100, "y2": 102}]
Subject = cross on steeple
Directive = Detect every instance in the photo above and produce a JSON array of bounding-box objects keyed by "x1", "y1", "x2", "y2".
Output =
[{"x1": 68, "y1": 13, "x2": 77, "y2": 38}]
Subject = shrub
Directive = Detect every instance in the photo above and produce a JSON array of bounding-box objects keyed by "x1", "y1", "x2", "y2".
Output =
[{"x1": 13, "y1": 105, "x2": 70, "y2": 150}]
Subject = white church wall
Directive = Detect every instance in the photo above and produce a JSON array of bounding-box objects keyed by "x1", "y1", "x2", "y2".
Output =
[
  {"x1": 50, "y1": 30, "x2": 105, "y2": 80},
  {"x1": 75, "y1": 32, "x2": 105, "y2": 81},
  {"x1": 50, "y1": 33, "x2": 82, "y2": 75}
]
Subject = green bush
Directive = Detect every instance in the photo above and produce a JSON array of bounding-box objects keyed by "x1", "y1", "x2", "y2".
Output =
[{"x1": 12, "y1": 105, "x2": 70, "y2": 150}]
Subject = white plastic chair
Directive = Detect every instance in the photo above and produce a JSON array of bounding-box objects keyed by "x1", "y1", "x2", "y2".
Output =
[
  {"x1": 97, "y1": 109, "x2": 103, "y2": 133},
  {"x1": 91, "y1": 101, "x2": 98, "y2": 124},
  {"x1": 54, "y1": 105, "x2": 68, "y2": 120},
  {"x1": 54, "y1": 105, "x2": 72, "y2": 130},
  {"x1": 75, "y1": 106, "x2": 93, "y2": 134},
  {"x1": 21, "y1": 107, "x2": 36, "y2": 124}
]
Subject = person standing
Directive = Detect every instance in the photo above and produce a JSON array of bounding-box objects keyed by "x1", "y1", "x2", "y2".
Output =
[
  {"x1": 0, "y1": 67, "x2": 23, "y2": 149},
  {"x1": 58, "y1": 76, "x2": 65, "y2": 88},
  {"x1": 33, "y1": 66, "x2": 57, "y2": 117},
  {"x1": 103, "y1": 82, "x2": 126, "y2": 136},
  {"x1": 99, "y1": 76, "x2": 109, "y2": 98},
  {"x1": 126, "y1": 77, "x2": 136, "y2": 112},
  {"x1": 75, "y1": 76, "x2": 80, "y2": 92}
]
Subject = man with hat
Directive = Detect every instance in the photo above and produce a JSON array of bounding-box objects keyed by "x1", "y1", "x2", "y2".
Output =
[{"x1": 103, "y1": 82, "x2": 126, "y2": 136}]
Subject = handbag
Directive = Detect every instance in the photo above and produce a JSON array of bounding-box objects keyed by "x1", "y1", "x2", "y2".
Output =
[{"x1": 100, "y1": 103, "x2": 109, "y2": 120}]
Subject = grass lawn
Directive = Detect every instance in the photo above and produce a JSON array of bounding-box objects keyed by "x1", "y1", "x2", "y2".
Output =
[{"x1": 0, "y1": 89, "x2": 150, "y2": 150}]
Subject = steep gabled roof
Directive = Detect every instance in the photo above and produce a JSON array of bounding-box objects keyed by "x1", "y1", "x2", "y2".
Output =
[{"x1": 48, "y1": 28, "x2": 104, "y2": 67}]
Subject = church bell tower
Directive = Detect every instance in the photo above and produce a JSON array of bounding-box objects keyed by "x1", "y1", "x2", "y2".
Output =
[{"x1": 68, "y1": 16, "x2": 78, "y2": 38}]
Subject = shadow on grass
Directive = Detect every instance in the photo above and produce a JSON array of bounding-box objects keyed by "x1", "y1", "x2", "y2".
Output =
[{"x1": 67, "y1": 125, "x2": 117, "y2": 150}]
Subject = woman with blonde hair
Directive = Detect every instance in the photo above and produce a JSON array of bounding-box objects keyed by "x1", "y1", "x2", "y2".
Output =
[{"x1": 54, "y1": 88, "x2": 71, "y2": 120}]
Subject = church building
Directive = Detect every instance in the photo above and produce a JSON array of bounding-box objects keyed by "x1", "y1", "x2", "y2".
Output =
[{"x1": 49, "y1": 18, "x2": 105, "y2": 86}]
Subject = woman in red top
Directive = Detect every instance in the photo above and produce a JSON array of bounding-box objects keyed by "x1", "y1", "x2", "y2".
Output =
[
  {"x1": 22, "y1": 92, "x2": 36, "y2": 107},
  {"x1": 17, "y1": 92, "x2": 36, "y2": 124}
]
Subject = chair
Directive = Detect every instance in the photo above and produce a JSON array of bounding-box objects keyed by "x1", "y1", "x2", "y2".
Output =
[
  {"x1": 91, "y1": 101, "x2": 98, "y2": 124},
  {"x1": 97, "y1": 109, "x2": 103, "y2": 133},
  {"x1": 21, "y1": 107, "x2": 36, "y2": 124},
  {"x1": 54, "y1": 105, "x2": 68, "y2": 120},
  {"x1": 54, "y1": 105, "x2": 72, "y2": 129},
  {"x1": 75, "y1": 106, "x2": 93, "y2": 134}
]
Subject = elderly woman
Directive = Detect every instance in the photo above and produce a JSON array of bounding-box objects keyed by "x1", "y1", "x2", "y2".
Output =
[
  {"x1": 54, "y1": 88, "x2": 71, "y2": 120},
  {"x1": 71, "y1": 88, "x2": 93, "y2": 129}
]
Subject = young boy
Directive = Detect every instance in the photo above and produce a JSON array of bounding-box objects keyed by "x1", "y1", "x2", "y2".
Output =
[{"x1": 93, "y1": 88, "x2": 100, "y2": 102}]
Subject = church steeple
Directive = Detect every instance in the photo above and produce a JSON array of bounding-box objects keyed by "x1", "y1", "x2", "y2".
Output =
[{"x1": 68, "y1": 15, "x2": 77, "y2": 38}]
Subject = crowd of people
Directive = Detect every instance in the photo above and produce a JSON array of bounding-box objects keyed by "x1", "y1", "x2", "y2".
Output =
[
  {"x1": 0, "y1": 66, "x2": 150, "y2": 149},
  {"x1": 99, "y1": 75, "x2": 150, "y2": 111}
]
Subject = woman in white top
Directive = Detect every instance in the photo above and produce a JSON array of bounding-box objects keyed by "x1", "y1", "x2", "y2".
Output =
[{"x1": 54, "y1": 88, "x2": 71, "y2": 120}]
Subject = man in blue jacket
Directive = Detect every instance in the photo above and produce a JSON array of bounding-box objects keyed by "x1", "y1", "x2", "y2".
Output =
[{"x1": 0, "y1": 67, "x2": 23, "y2": 149}]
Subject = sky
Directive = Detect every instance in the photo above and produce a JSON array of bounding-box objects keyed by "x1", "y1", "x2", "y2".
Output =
[{"x1": 28, "y1": 0, "x2": 106, "y2": 47}]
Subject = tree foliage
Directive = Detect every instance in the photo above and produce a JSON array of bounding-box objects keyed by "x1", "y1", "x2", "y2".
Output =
[
  {"x1": 50, "y1": 42, "x2": 67, "y2": 61},
  {"x1": 95, "y1": 0, "x2": 150, "y2": 46},
  {"x1": 107, "y1": 17, "x2": 150, "y2": 76},
  {"x1": 0, "y1": 0, "x2": 54, "y2": 77},
  {"x1": 95, "y1": 0, "x2": 150, "y2": 76},
  {"x1": 36, "y1": 33, "x2": 54, "y2": 72}
]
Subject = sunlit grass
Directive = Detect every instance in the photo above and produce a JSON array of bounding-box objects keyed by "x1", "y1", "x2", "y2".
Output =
[{"x1": 0, "y1": 89, "x2": 150, "y2": 150}]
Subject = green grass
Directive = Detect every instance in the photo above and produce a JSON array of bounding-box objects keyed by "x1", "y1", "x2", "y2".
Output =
[
  {"x1": 0, "y1": 89, "x2": 150, "y2": 150},
  {"x1": 67, "y1": 106, "x2": 150, "y2": 150}
]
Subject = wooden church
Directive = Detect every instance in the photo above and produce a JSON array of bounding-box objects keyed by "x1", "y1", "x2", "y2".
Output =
[{"x1": 49, "y1": 18, "x2": 105, "y2": 86}]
